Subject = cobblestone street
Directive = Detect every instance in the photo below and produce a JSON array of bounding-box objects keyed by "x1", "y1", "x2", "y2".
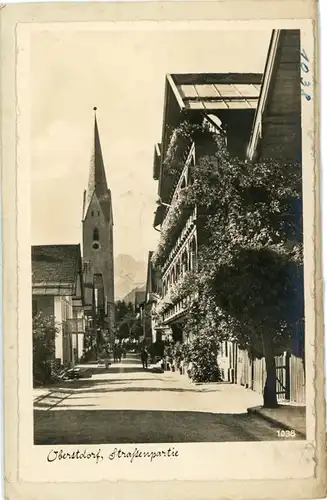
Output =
[{"x1": 34, "y1": 353, "x2": 301, "y2": 444}]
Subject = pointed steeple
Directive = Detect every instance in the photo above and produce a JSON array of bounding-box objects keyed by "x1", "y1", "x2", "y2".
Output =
[{"x1": 83, "y1": 108, "x2": 113, "y2": 222}]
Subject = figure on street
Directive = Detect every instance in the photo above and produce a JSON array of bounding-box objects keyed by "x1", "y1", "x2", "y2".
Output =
[
  {"x1": 117, "y1": 344, "x2": 122, "y2": 363},
  {"x1": 141, "y1": 347, "x2": 149, "y2": 369}
]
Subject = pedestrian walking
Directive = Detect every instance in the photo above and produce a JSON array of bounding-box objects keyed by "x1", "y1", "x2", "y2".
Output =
[
  {"x1": 141, "y1": 347, "x2": 149, "y2": 369},
  {"x1": 117, "y1": 345, "x2": 122, "y2": 363},
  {"x1": 103, "y1": 345, "x2": 111, "y2": 370}
]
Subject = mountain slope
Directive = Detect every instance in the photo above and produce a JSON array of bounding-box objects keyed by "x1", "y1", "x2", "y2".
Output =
[{"x1": 114, "y1": 254, "x2": 146, "y2": 300}]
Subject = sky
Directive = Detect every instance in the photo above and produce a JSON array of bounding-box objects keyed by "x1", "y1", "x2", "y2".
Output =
[{"x1": 31, "y1": 28, "x2": 271, "y2": 264}]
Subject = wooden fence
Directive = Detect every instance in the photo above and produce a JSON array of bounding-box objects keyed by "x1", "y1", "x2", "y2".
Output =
[
  {"x1": 232, "y1": 346, "x2": 305, "y2": 404},
  {"x1": 290, "y1": 354, "x2": 306, "y2": 403}
]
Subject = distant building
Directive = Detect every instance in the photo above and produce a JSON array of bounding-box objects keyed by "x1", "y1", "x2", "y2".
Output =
[
  {"x1": 141, "y1": 250, "x2": 168, "y2": 346},
  {"x1": 32, "y1": 244, "x2": 85, "y2": 367},
  {"x1": 122, "y1": 286, "x2": 146, "y2": 309},
  {"x1": 135, "y1": 290, "x2": 146, "y2": 311},
  {"x1": 82, "y1": 109, "x2": 115, "y2": 344}
]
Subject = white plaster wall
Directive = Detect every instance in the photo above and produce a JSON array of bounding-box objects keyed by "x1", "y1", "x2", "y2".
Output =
[{"x1": 54, "y1": 296, "x2": 63, "y2": 363}]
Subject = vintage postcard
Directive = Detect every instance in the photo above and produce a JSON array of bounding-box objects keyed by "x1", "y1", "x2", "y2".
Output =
[{"x1": 1, "y1": 1, "x2": 326, "y2": 499}]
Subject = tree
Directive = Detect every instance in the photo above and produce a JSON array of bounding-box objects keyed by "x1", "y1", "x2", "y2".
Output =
[
  {"x1": 115, "y1": 300, "x2": 134, "y2": 322},
  {"x1": 118, "y1": 311, "x2": 137, "y2": 338},
  {"x1": 114, "y1": 300, "x2": 142, "y2": 340},
  {"x1": 194, "y1": 150, "x2": 303, "y2": 407},
  {"x1": 33, "y1": 313, "x2": 59, "y2": 386},
  {"x1": 187, "y1": 333, "x2": 221, "y2": 383}
]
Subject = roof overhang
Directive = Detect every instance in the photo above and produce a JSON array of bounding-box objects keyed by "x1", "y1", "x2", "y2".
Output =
[
  {"x1": 157, "y1": 72, "x2": 263, "y2": 201},
  {"x1": 247, "y1": 30, "x2": 281, "y2": 160},
  {"x1": 32, "y1": 282, "x2": 75, "y2": 296}
]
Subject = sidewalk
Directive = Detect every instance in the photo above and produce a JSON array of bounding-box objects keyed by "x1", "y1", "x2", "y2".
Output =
[
  {"x1": 33, "y1": 365, "x2": 93, "y2": 402},
  {"x1": 248, "y1": 404, "x2": 306, "y2": 437}
]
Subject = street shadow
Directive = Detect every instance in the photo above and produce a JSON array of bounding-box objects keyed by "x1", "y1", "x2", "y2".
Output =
[
  {"x1": 61, "y1": 386, "x2": 215, "y2": 395},
  {"x1": 112, "y1": 358, "x2": 141, "y2": 365},
  {"x1": 35, "y1": 403, "x2": 97, "y2": 409},
  {"x1": 106, "y1": 367, "x2": 146, "y2": 374},
  {"x1": 38, "y1": 375, "x2": 157, "y2": 392},
  {"x1": 34, "y1": 379, "x2": 230, "y2": 395},
  {"x1": 34, "y1": 408, "x2": 306, "y2": 445}
]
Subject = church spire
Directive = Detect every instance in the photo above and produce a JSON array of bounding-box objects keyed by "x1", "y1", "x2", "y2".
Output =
[
  {"x1": 83, "y1": 108, "x2": 112, "y2": 222},
  {"x1": 88, "y1": 107, "x2": 108, "y2": 197}
]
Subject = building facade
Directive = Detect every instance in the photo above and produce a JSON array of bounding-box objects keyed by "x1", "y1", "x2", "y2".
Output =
[
  {"x1": 151, "y1": 29, "x2": 304, "y2": 403},
  {"x1": 152, "y1": 71, "x2": 262, "y2": 343},
  {"x1": 32, "y1": 244, "x2": 86, "y2": 367},
  {"x1": 141, "y1": 250, "x2": 168, "y2": 349},
  {"x1": 82, "y1": 109, "x2": 115, "y2": 347}
]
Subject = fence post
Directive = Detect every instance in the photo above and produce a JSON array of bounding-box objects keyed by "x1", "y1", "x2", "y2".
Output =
[{"x1": 285, "y1": 351, "x2": 291, "y2": 400}]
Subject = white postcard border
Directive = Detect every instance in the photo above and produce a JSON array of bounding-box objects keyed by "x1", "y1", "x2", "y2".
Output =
[{"x1": 15, "y1": 19, "x2": 317, "y2": 484}]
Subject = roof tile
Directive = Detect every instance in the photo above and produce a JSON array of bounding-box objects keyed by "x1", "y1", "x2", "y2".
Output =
[{"x1": 32, "y1": 244, "x2": 81, "y2": 285}]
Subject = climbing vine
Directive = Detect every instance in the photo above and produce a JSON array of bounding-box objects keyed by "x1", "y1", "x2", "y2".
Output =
[{"x1": 154, "y1": 118, "x2": 304, "y2": 404}]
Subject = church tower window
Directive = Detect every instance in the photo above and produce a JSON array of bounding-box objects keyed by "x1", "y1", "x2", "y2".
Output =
[
  {"x1": 93, "y1": 228, "x2": 99, "y2": 241},
  {"x1": 92, "y1": 228, "x2": 100, "y2": 250}
]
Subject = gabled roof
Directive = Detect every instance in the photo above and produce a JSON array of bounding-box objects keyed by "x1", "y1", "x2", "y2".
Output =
[
  {"x1": 32, "y1": 244, "x2": 82, "y2": 295},
  {"x1": 170, "y1": 73, "x2": 262, "y2": 111}
]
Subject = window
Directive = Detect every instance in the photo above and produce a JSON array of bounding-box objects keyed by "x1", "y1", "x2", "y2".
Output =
[
  {"x1": 91, "y1": 211, "x2": 94, "y2": 217},
  {"x1": 98, "y1": 211, "x2": 100, "y2": 216},
  {"x1": 93, "y1": 228, "x2": 99, "y2": 241}
]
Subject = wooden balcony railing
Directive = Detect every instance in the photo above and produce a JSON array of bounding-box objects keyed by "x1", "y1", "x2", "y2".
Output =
[{"x1": 162, "y1": 207, "x2": 197, "y2": 275}]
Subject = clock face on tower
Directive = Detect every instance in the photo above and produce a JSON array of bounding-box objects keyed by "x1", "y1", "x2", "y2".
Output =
[{"x1": 92, "y1": 241, "x2": 100, "y2": 251}]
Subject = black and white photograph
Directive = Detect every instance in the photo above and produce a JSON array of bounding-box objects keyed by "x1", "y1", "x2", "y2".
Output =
[
  {"x1": 2, "y1": 0, "x2": 325, "y2": 493},
  {"x1": 29, "y1": 27, "x2": 308, "y2": 446}
]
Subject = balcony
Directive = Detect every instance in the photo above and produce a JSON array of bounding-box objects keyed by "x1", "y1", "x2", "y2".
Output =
[
  {"x1": 161, "y1": 145, "x2": 195, "y2": 229},
  {"x1": 65, "y1": 318, "x2": 86, "y2": 334},
  {"x1": 162, "y1": 207, "x2": 197, "y2": 275},
  {"x1": 161, "y1": 292, "x2": 198, "y2": 324},
  {"x1": 156, "y1": 271, "x2": 198, "y2": 324},
  {"x1": 162, "y1": 298, "x2": 187, "y2": 323}
]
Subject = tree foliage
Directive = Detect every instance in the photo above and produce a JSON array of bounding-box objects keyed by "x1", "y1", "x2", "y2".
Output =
[
  {"x1": 115, "y1": 300, "x2": 143, "y2": 340},
  {"x1": 33, "y1": 312, "x2": 59, "y2": 386}
]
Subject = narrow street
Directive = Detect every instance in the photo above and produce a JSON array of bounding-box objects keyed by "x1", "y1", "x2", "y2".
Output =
[{"x1": 34, "y1": 353, "x2": 295, "y2": 445}]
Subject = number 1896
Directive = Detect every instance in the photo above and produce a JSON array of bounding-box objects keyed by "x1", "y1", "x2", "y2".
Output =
[{"x1": 277, "y1": 429, "x2": 296, "y2": 438}]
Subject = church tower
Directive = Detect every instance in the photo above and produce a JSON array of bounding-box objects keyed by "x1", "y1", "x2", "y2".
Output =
[{"x1": 82, "y1": 108, "x2": 115, "y2": 338}]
